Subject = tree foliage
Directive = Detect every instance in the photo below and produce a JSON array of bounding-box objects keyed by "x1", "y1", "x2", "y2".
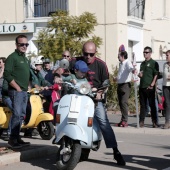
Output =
[{"x1": 37, "y1": 11, "x2": 102, "y2": 61}]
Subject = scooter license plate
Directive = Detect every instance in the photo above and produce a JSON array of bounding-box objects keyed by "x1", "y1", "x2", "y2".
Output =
[{"x1": 69, "y1": 95, "x2": 81, "y2": 113}]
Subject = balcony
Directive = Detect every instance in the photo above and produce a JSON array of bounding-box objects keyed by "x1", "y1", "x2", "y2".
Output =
[
  {"x1": 127, "y1": 0, "x2": 145, "y2": 28},
  {"x1": 24, "y1": 0, "x2": 68, "y2": 18},
  {"x1": 128, "y1": 0, "x2": 145, "y2": 20}
]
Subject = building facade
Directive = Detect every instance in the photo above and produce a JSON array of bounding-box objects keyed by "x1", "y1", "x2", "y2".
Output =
[{"x1": 0, "y1": 0, "x2": 170, "y2": 71}]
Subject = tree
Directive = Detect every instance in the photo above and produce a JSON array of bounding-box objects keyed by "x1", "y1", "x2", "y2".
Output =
[{"x1": 37, "y1": 11, "x2": 102, "y2": 61}]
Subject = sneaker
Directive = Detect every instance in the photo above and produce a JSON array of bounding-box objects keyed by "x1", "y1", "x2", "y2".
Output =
[
  {"x1": 139, "y1": 121, "x2": 144, "y2": 128},
  {"x1": 116, "y1": 121, "x2": 128, "y2": 127},
  {"x1": 162, "y1": 122, "x2": 170, "y2": 129},
  {"x1": 8, "y1": 139, "x2": 23, "y2": 149},
  {"x1": 114, "y1": 151, "x2": 126, "y2": 166},
  {"x1": 17, "y1": 138, "x2": 30, "y2": 146}
]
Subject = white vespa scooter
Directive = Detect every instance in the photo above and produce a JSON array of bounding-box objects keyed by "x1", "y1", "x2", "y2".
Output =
[{"x1": 53, "y1": 80, "x2": 109, "y2": 170}]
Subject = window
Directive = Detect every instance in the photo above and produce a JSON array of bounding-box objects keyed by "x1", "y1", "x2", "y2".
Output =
[
  {"x1": 128, "y1": 0, "x2": 145, "y2": 19},
  {"x1": 25, "y1": 0, "x2": 68, "y2": 18}
]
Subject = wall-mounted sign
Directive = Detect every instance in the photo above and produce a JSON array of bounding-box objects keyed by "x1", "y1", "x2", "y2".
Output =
[{"x1": 0, "y1": 23, "x2": 35, "y2": 34}]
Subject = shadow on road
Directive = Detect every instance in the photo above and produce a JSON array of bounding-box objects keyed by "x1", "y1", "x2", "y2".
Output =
[{"x1": 100, "y1": 153, "x2": 170, "y2": 170}]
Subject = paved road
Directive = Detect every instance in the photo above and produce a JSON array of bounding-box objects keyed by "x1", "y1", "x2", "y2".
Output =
[
  {"x1": 1, "y1": 132, "x2": 170, "y2": 170},
  {"x1": 1, "y1": 113, "x2": 170, "y2": 170}
]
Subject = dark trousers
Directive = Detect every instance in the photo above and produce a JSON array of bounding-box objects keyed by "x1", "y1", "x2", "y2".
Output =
[
  {"x1": 163, "y1": 86, "x2": 170, "y2": 123},
  {"x1": 139, "y1": 88, "x2": 158, "y2": 123},
  {"x1": 117, "y1": 82, "x2": 131, "y2": 122}
]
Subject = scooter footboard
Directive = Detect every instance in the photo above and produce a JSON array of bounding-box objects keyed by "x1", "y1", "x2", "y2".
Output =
[{"x1": 55, "y1": 124, "x2": 88, "y2": 144}]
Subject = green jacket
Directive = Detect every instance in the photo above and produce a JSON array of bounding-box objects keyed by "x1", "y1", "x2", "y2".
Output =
[
  {"x1": 30, "y1": 68, "x2": 51, "y2": 87},
  {"x1": 4, "y1": 50, "x2": 30, "y2": 91},
  {"x1": 139, "y1": 58, "x2": 159, "y2": 88}
]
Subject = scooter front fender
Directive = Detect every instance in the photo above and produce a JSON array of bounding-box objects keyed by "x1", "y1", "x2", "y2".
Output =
[
  {"x1": 0, "y1": 107, "x2": 11, "y2": 128},
  {"x1": 0, "y1": 110, "x2": 7, "y2": 126},
  {"x1": 55, "y1": 124, "x2": 88, "y2": 144},
  {"x1": 34, "y1": 113, "x2": 53, "y2": 127}
]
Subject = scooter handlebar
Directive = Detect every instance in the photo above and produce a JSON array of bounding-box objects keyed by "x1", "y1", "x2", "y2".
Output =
[{"x1": 27, "y1": 88, "x2": 41, "y2": 94}]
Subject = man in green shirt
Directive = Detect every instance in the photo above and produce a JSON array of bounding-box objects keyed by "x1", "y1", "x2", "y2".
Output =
[
  {"x1": 4, "y1": 35, "x2": 30, "y2": 149},
  {"x1": 138, "y1": 46, "x2": 159, "y2": 128}
]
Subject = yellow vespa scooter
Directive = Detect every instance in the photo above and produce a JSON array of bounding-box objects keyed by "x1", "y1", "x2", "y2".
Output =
[{"x1": 0, "y1": 88, "x2": 54, "y2": 140}]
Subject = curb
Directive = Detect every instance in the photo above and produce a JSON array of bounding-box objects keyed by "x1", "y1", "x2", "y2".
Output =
[
  {"x1": 0, "y1": 145, "x2": 58, "y2": 166},
  {"x1": 112, "y1": 126, "x2": 170, "y2": 135}
]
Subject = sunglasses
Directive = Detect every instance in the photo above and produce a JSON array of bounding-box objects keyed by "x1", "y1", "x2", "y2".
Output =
[
  {"x1": 63, "y1": 55, "x2": 70, "y2": 58},
  {"x1": 17, "y1": 43, "x2": 29, "y2": 47},
  {"x1": 83, "y1": 52, "x2": 95, "y2": 57},
  {"x1": 143, "y1": 51, "x2": 150, "y2": 54}
]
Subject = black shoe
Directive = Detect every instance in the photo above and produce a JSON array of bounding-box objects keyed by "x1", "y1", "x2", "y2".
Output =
[
  {"x1": 114, "y1": 152, "x2": 126, "y2": 166},
  {"x1": 17, "y1": 138, "x2": 30, "y2": 146},
  {"x1": 8, "y1": 139, "x2": 23, "y2": 149},
  {"x1": 24, "y1": 133, "x2": 32, "y2": 138},
  {"x1": 139, "y1": 121, "x2": 144, "y2": 128},
  {"x1": 153, "y1": 123, "x2": 160, "y2": 128},
  {"x1": 3, "y1": 136, "x2": 10, "y2": 141}
]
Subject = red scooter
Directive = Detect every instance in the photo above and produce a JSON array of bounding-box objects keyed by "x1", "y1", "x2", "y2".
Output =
[{"x1": 157, "y1": 88, "x2": 165, "y2": 117}]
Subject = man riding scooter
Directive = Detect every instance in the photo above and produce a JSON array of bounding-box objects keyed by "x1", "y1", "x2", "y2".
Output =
[{"x1": 24, "y1": 56, "x2": 52, "y2": 137}]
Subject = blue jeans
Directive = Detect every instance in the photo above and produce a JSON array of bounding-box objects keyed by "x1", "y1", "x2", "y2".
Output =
[
  {"x1": 8, "y1": 90, "x2": 28, "y2": 140},
  {"x1": 94, "y1": 102, "x2": 117, "y2": 148},
  {"x1": 2, "y1": 97, "x2": 13, "y2": 135}
]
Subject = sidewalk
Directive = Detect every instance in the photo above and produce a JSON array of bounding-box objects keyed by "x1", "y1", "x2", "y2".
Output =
[
  {"x1": 108, "y1": 111, "x2": 170, "y2": 136},
  {"x1": 0, "y1": 112, "x2": 169, "y2": 167}
]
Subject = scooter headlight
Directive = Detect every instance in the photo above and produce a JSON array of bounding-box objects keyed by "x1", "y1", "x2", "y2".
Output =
[
  {"x1": 33, "y1": 88, "x2": 40, "y2": 94},
  {"x1": 78, "y1": 82, "x2": 91, "y2": 95}
]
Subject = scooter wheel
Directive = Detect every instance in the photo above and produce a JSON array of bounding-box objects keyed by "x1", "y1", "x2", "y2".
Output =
[
  {"x1": 38, "y1": 121, "x2": 54, "y2": 140},
  {"x1": 56, "y1": 142, "x2": 81, "y2": 170}
]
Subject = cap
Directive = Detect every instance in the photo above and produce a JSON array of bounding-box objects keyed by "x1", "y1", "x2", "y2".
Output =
[
  {"x1": 74, "y1": 60, "x2": 89, "y2": 73},
  {"x1": 44, "y1": 58, "x2": 50, "y2": 63}
]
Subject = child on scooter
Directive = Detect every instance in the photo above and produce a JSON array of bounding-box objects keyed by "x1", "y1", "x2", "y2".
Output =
[
  {"x1": 48, "y1": 73, "x2": 62, "y2": 116},
  {"x1": 62, "y1": 60, "x2": 89, "y2": 85}
]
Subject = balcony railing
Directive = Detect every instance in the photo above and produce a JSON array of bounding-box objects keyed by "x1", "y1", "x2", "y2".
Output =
[
  {"x1": 128, "y1": 0, "x2": 145, "y2": 19},
  {"x1": 25, "y1": 0, "x2": 68, "y2": 18}
]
